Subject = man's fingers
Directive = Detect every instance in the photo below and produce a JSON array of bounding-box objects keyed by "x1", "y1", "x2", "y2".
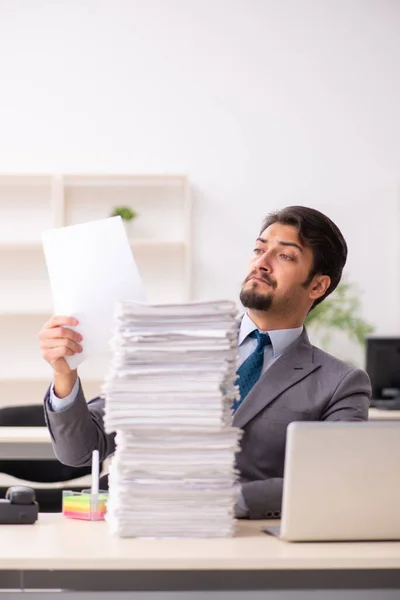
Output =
[
  {"x1": 41, "y1": 339, "x2": 83, "y2": 354},
  {"x1": 44, "y1": 316, "x2": 79, "y2": 329},
  {"x1": 45, "y1": 347, "x2": 75, "y2": 360},
  {"x1": 39, "y1": 326, "x2": 82, "y2": 343}
]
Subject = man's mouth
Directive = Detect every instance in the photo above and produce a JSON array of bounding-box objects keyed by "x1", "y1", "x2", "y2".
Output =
[
  {"x1": 250, "y1": 276, "x2": 270, "y2": 284},
  {"x1": 247, "y1": 274, "x2": 274, "y2": 287}
]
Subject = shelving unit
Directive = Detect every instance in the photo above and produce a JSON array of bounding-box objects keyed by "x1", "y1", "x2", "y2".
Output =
[{"x1": 0, "y1": 174, "x2": 191, "y2": 407}]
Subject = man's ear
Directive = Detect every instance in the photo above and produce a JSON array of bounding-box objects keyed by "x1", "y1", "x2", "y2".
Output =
[{"x1": 309, "y1": 275, "x2": 331, "y2": 302}]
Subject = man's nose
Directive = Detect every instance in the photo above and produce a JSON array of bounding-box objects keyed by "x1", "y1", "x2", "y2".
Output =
[{"x1": 254, "y1": 250, "x2": 272, "y2": 271}]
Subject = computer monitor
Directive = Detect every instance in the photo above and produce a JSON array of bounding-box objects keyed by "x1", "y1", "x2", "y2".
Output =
[{"x1": 366, "y1": 336, "x2": 400, "y2": 409}]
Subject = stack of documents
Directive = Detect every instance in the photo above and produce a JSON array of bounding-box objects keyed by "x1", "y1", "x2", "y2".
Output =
[{"x1": 102, "y1": 300, "x2": 242, "y2": 538}]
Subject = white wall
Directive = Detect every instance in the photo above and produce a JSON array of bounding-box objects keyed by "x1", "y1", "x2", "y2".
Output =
[{"x1": 1, "y1": 0, "x2": 400, "y2": 362}]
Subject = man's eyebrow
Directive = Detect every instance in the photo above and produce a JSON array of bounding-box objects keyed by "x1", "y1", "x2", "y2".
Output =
[
  {"x1": 279, "y1": 240, "x2": 303, "y2": 253},
  {"x1": 256, "y1": 237, "x2": 303, "y2": 253}
]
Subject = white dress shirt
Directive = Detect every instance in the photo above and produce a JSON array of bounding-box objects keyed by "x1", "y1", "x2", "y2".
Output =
[{"x1": 237, "y1": 313, "x2": 303, "y2": 378}]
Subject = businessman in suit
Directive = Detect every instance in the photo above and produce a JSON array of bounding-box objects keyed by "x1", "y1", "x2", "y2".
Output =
[{"x1": 39, "y1": 205, "x2": 371, "y2": 519}]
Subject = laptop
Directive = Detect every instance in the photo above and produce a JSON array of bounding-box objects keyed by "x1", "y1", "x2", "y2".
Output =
[{"x1": 263, "y1": 421, "x2": 400, "y2": 542}]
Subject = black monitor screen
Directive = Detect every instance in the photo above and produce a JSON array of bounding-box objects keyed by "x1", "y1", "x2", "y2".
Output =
[{"x1": 366, "y1": 337, "x2": 400, "y2": 403}]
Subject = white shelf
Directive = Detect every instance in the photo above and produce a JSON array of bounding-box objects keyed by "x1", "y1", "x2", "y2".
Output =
[
  {"x1": 0, "y1": 379, "x2": 102, "y2": 408},
  {"x1": 0, "y1": 175, "x2": 52, "y2": 186},
  {"x1": 0, "y1": 349, "x2": 111, "y2": 382},
  {"x1": 64, "y1": 181, "x2": 188, "y2": 242},
  {"x1": 130, "y1": 239, "x2": 185, "y2": 247},
  {"x1": 0, "y1": 238, "x2": 186, "y2": 250},
  {"x1": 0, "y1": 376, "x2": 55, "y2": 383},
  {"x1": 0, "y1": 310, "x2": 51, "y2": 317},
  {"x1": 63, "y1": 174, "x2": 186, "y2": 186},
  {"x1": 0, "y1": 241, "x2": 45, "y2": 250},
  {"x1": 0, "y1": 173, "x2": 191, "y2": 406},
  {"x1": 0, "y1": 375, "x2": 103, "y2": 384}
]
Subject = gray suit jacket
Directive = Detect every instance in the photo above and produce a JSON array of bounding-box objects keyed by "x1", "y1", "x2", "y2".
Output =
[{"x1": 44, "y1": 329, "x2": 371, "y2": 519}]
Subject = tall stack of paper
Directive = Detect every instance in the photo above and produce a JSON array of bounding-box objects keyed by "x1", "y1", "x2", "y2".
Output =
[{"x1": 102, "y1": 300, "x2": 242, "y2": 538}]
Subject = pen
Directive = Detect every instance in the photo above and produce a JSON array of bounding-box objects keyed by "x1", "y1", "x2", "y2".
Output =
[{"x1": 91, "y1": 449, "x2": 100, "y2": 496}]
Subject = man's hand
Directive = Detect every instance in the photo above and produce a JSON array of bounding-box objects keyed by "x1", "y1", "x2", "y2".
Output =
[{"x1": 39, "y1": 316, "x2": 83, "y2": 398}]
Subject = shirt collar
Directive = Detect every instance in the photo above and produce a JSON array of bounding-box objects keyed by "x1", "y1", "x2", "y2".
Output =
[{"x1": 238, "y1": 312, "x2": 304, "y2": 358}]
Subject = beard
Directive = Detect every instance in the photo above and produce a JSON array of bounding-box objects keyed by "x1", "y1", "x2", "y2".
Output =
[
  {"x1": 239, "y1": 274, "x2": 275, "y2": 311},
  {"x1": 240, "y1": 285, "x2": 273, "y2": 311}
]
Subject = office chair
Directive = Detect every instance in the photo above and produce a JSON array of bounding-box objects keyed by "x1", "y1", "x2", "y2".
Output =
[{"x1": 0, "y1": 404, "x2": 95, "y2": 512}]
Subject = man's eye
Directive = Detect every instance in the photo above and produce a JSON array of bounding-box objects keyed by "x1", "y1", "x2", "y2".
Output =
[
  {"x1": 281, "y1": 254, "x2": 293, "y2": 260},
  {"x1": 253, "y1": 248, "x2": 263, "y2": 254}
]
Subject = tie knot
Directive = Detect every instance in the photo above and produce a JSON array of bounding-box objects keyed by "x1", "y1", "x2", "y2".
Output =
[{"x1": 250, "y1": 329, "x2": 271, "y2": 351}]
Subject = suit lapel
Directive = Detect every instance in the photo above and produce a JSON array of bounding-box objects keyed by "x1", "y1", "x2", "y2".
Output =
[{"x1": 232, "y1": 329, "x2": 321, "y2": 429}]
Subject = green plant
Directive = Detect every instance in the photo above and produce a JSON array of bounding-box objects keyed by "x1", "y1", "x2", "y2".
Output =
[
  {"x1": 305, "y1": 280, "x2": 374, "y2": 347},
  {"x1": 110, "y1": 206, "x2": 138, "y2": 221}
]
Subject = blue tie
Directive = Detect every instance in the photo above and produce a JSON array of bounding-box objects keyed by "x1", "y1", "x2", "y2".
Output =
[{"x1": 233, "y1": 330, "x2": 271, "y2": 413}]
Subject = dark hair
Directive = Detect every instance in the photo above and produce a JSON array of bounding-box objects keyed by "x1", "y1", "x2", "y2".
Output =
[{"x1": 260, "y1": 206, "x2": 347, "y2": 310}]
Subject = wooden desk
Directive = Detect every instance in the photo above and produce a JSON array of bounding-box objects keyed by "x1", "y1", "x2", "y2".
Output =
[
  {"x1": 369, "y1": 409, "x2": 400, "y2": 421},
  {"x1": 0, "y1": 426, "x2": 54, "y2": 459},
  {"x1": 0, "y1": 514, "x2": 399, "y2": 596}
]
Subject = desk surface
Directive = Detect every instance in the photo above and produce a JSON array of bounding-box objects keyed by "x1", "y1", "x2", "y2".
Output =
[
  {"x1": 0, "y1": 427, "x2": 54, "y2": 460},
  {"x1": 368, "y1": 408, "x2": 400, "y2": 420},
  {"x1": 1, "y1": 513, "x2": 400, "y2": 572},
  {"x1": 0, "y1": 427, "x2": 51, "y2": 444}
]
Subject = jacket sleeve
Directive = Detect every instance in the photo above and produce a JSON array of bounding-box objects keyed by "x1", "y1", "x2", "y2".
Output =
[
  {"x1": 44, "y1": 380, "x2": 116, "y2": 467},
  {"x1": 321, "y1": 367, "x2": 371, "y2": 421},
  {"x1": 241, "y1": 478, "x2": 283, "y2": 520}
]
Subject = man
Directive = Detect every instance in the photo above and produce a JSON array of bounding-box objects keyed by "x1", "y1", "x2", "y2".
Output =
[{"x1": 40, "y1": 206, "x2": 371, "y2": 520}]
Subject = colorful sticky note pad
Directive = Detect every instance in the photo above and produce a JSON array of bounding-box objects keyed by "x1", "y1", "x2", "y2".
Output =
[{"x1": 62, "y1": 491, "x2": 108, "y2": 521}]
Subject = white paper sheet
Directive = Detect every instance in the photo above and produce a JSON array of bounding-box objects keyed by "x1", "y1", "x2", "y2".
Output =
[{"x1": 42, "y1": 216, "x2": 147, "y2": 369}]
